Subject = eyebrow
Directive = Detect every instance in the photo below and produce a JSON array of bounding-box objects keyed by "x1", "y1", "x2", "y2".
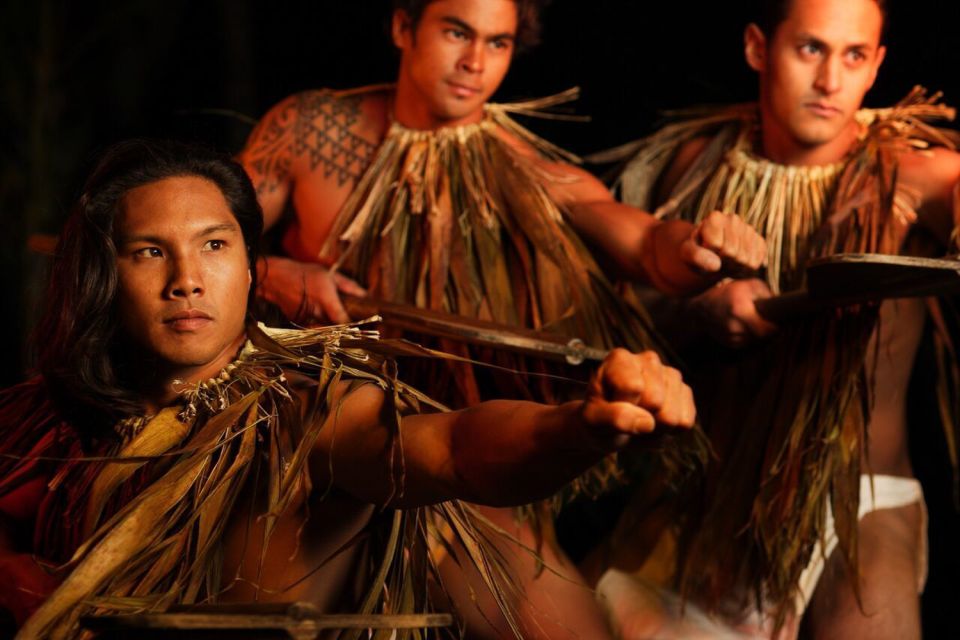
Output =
[
  {"x1": 119, "y1": 222, "x2": 240, "y2": 245},
  {"x1": 795, "y1": 33, "x2": 828, "y2": 47},
  {"x1": 440, "y1": 16, "x2": 515, "y2": 43},
  {"x1": 795, "y1": 32, "x2": 873, "y2": 52},
  {"x1": 195, "y1": 222, "x2": 240, "y2": 238}
]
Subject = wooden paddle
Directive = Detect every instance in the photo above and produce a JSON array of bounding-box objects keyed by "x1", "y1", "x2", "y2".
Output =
[{"x1": 755, "y1": 253, "x2": 960, "y2": 322}]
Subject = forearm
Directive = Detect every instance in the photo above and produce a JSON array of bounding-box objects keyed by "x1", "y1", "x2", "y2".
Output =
[
  {"x1": 443, "y1": 400, "x2": 608, "y2": 508},
  {"x1": 316, "y1": 384, "x2": 608, "y2": 509},
  {"x1": 565, "y1": 200, "x2": 654, "y2": 281},
  {"x1": 566, "y1": 202, "x2": 714, "y2": 295},
  {"x1": 321, "y1": 352, "x2": 691, "y2": 509},
  {"x1": 638, "y1": 219, "x2": 720, "y2": 296}
]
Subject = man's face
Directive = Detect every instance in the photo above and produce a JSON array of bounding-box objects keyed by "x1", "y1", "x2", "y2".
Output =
[
  {"x1": 115, "y1": 175, "x2": 251, "y2": 377},
  {"x1": 393, "y1": 0, "x2": 518, "y2": 126},
  {"x1": 749, "y1": 0, "x2": 886, "y2": 148}
]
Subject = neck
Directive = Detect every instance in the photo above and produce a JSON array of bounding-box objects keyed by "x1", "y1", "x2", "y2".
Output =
[
  {"x1": 758, "y1": 109, "x2": 860, "y2": 167},
  {"x1": 137, "y1": 332, "x2": 247, "y2": 415},
  {"x1": 393, "y1": 70, "x2": 485, "y2": 130}
]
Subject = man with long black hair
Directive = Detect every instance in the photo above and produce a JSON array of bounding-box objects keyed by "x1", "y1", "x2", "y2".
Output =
[{"x1": 0, "y1": 139, "x2": 698, "y2": 639}]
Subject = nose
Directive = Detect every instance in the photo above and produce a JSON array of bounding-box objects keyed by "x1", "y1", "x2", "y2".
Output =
[
  {"x1": 814, "y1": 55, "x2": 842, "y2": 95},
  {"x1": 458, "y1": 41, "x2": 484, "y2": 74},
  {"x1": 165, "y1": 255, "x2": 204, "y2": 300}
]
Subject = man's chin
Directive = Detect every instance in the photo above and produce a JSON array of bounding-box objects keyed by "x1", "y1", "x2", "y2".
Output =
[
  {"x1": 432, "y1": 99, "x2": 485, "y2": 125},
  {"x1": 153, "y1": 343, "x2": 231, "y2": 374},
  {"x1": 792, "y1": 124, "x2": 847, "y2": 149}
]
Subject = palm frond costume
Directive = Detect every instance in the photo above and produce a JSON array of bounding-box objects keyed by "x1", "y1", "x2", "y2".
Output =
[
  {"x1": 1, "y1": 324, "x2": 524, "y2": 639},
  {"x1": 590, "y1": 87, "x2": 959, "y2": 626},
  {"x1": 318, "y1": 87, "x2": 705, "y2": 505}
]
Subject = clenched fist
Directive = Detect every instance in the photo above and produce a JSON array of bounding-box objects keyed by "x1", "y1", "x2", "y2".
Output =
[
  {"x1": 694, "y1": 277, "x2": 778, "y2": 347},
  {"x1": 581, "y1": 349, "x2": 695, "y2": 448},
  {"x1": 682, "y1": 211, "x2": 767, "y2": 275}
]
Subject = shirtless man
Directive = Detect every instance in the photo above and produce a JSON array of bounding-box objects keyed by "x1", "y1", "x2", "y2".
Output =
[
  {"x1": 592, "y1": 0, "x2": 960, "y2": 637},
  {"x1": 239, "y1": 2, "x2": 765, "y2": 638},
  {"x1": 0, "y1": 140, "x2": 697, "y2": 638},
  {"x1": 240, "y1": 0, "x2": 766, "y2": 325}
]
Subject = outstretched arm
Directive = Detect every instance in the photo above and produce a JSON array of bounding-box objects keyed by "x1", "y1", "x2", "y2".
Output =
[
  {"x1": 311, "y1": 349, "x2": 694, "y2": 509},
  {"x1": 547, "y1": 163, "x2": 766, "y2": 296}
]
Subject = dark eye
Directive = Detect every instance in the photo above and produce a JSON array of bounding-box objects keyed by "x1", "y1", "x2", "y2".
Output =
[
  {"x1": 134, "y1": 247, "x2": 163, "y2": 258},
  {"x1": 846, "y1": 49, "x2": 866, "y2": 63},
  {"x1": 204, "y1": 239, "x2": 225, "y2": 251},
  {"x1": 446, "y1": 28, "x2": 468, "y2": 41},
  {"x1": 799, "y1": 42, "x2": 821, "y2": 57},
  {"x1": 490, "y1": 38, "x2": 510, "y2": 51}
]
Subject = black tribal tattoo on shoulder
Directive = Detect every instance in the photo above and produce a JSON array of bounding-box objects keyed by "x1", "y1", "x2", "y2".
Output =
[{"x1": 245, "y1": 91, "x2": 378, "y2": 194}]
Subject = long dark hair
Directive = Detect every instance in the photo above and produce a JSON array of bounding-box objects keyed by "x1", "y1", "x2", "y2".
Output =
[{"x1": 35, "y1": 139, "x2": 264, "y2": 430}]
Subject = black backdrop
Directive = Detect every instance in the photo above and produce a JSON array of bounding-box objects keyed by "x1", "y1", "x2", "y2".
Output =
[{"x1": 1, "y1": 0, "x2": 957, "y2": 634}]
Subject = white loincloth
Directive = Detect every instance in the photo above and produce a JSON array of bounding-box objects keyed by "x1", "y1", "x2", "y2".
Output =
[
  {"x1": 794, "y1": 474, "x2": 927, "y2": 616},
  {"x1": 597, "y1": 474, "x2": 927, "y2": 639}
]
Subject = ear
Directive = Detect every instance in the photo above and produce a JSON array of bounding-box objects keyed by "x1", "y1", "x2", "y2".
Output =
[
  {"x1": 744, "y1": 23, "x2": 767, "y2": 73},
  {"x1": 392, "y1": 9, "x2": 413, "y2": 50},
  {"x1": 866, "y1": 45, "x2": 887, "y2": 89}
]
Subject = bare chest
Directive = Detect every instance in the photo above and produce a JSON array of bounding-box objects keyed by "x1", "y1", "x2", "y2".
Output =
[{"x1": 219, "y1": 486, "x2": 376, "y2": 609}]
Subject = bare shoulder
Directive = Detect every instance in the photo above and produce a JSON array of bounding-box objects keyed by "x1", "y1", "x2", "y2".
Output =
[
  {"x1": 241, "y1": 87, "x2": 391, "y2": 192},
  {"x1": 495, "y1": 126, "x2": 613, "y2": 205},
  {"x1": 540, "y1": 158, "x2": 613, "y2": 205},
  {"x1": 310, "y1": 381, "x2": 387, "y2": 452}
]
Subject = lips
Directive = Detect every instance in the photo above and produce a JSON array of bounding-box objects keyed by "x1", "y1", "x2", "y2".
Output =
[
  {"x1": 805, "y1": 102, "x2": 841, "y2": 118},
  {"x1": 446, "y1": 80, "x2": 482, "y2": 98},
  {"x1": 164, "y1": 308, "x2": 213, "y2": 331}
]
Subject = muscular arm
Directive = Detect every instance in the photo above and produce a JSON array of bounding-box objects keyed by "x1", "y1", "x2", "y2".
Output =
[
  {"x1": 240, "y1": 90, "x2": 384, "y2": 322},
  {"x1": 238, "y1": 94, "x2": 299, "y2": 231},
  {"x1": 239, "y1": 89, "x2": 383, "y2": 232},
  {"x1": 545, "y1": 162, "x2": 765, "y2": 296},
  {"x1": 310, "y1": 350, "x2": 694, "y2": 509}
]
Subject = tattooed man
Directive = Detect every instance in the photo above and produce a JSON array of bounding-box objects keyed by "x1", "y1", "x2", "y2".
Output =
[{"x1": 239, "y1": 2, "x2": 767, "y2": 638}]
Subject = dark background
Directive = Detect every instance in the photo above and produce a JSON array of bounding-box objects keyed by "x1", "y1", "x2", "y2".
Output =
[{"x1": 1, "y1": 0, "x2": 957, "y2": 634}]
